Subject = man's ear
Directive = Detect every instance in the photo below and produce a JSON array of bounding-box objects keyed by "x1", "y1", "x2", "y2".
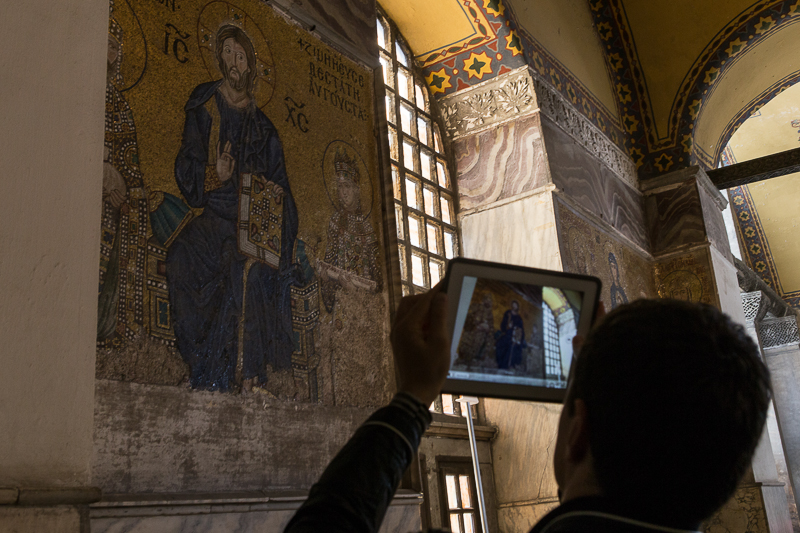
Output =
[{"x1": 565, "y1": 398, "x2": 591, "y2": 462}]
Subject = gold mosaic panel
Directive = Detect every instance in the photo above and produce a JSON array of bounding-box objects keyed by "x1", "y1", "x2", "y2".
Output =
[
  {"x1": 97, "y1": 0, "x2": 388, "y2": 404},
  {"x1": 556, "y1": 199, "x2": 656, "y2": 310}
]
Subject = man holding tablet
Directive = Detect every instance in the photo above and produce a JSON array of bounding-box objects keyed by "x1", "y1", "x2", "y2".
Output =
[{"x1": 285, "y1": 280, "x2": 770, "y2": 532}]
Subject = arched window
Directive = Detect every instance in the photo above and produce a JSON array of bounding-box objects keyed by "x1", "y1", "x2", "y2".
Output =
[
  {"x1": 542, "y1": 301, "x2": 562, "y2": 380},
  {"x1": 377, "y1": 12, "x2": 459, "y2": 296}
]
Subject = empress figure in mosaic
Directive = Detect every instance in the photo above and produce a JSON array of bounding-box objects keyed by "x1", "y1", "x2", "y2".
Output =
[
  {"x1": 318, "y1": 148, "x2": 380, "y2": 313},
  {"x1": 167, "y1": 24, "x2": 299, "y2": 391},
  {"x1": 97, "y1": 16, "x2": 150, "y2": 345}
]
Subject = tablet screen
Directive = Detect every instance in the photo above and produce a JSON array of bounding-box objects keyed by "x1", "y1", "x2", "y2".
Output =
[{"x1": 449, "y1": 276, "x2": 584, "y2": 391}]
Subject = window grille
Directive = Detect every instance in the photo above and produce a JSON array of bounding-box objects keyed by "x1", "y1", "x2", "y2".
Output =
[
  {"x1": 543, "y1": 301, "x2": 561, "y2": 379},
  {"x1": 759, "y1": 317, "x2": 800, "y2": 349},
  {"x1": 376, "y1": 12, "x2": 458, "y2": 296},
  {"x1": 439, "y1": 461, "x2": 481, "y2": 533}
]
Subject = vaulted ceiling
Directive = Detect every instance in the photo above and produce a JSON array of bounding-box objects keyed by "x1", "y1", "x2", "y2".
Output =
[{"x1": 379, "y1": 0, "x2": 800, "y2": 173}]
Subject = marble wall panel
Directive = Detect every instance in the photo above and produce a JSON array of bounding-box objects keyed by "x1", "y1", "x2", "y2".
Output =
[
  {"x1": 0, "y1": 507, "x2": 81, "y2": 533},
  {"x1": 496, "y1": 500, "x2": 559, "y2": 533},
  {"x1": 698, "y1": 180, "x2": 733, "y2": 260},
  {"x1": 92, "y1": 380, "x2": 374, "y2": 494},
  {"x1": 481, "y1": 399, "x2": 561, "y2": 506},
  {"x1": 272, "y1": 0, "x2": 377, "y2": 64},
  {"x1": 710, "y1": 246, "x2": 742, "y2": 320},
  {"x1": 90, "y1": 499, "x2": 419, "y2": 532},
  {"x1": 454, "y1": 113, "x2": 551, "y2": 211},
  {"x1": 703, "y1": 485, "x2": 769, "y2": 533},
  {"x1": 555, "y1": 198, "x2": 656, "y2": 310},
  {"x1": 540, "y1": 115, "x2": 647, "y2": 249},
  {"x1": 653, "y1": 250, "x2": 715, "y2": 306},
  {"x1": 764, "y1": 344, "x2": 800, "y2": 523},
  {"x1": 460, "y1": 191, "x2": 562, "y2": 271},
  {"x1": 645, "y1": 180, "x2": 707, "y2": 257}
]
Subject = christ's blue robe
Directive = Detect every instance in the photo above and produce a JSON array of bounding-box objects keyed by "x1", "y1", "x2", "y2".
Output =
[
  {"x1": 495, "y1": 310, "x2": 525, "y2": 370},
  {"x1": 167, "y1": 80, "x2": 300, "y2": 391}
]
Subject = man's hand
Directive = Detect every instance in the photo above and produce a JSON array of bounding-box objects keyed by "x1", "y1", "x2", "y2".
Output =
[
  {"x1": 572, "y1": 301, "x2": 606, "y2": 356},
  {"x1": 217, "y1": 141, "x2": 235, "y2": 182},
  {"x1": 390, "y1": 285, "x2": 451, "y2": 406}
]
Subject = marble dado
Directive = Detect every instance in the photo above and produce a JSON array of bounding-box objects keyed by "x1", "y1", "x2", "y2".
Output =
[
  {"x1": 440, "y1": 67, "x2": 637, "y2": 189},
  {"x1": 90, "y1": 490, "x2": 422, "y2": 533}
]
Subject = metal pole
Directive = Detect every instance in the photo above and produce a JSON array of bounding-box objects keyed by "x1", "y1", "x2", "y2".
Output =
[{"x1": 457, "y1": 396, "x2": 489, "y2": 533}]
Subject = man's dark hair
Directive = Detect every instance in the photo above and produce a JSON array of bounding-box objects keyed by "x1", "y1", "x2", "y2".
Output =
[
  {"x1": 215, "y1": 24, "x2": 258, "y2": 96},
  {"x1": 570, "y1": 299, "x2": 770, "y2": 526}
]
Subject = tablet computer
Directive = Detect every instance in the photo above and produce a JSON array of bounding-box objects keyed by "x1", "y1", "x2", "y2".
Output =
[{"x1": 442, "y1": 258, "x2": 601, "y2": 403}]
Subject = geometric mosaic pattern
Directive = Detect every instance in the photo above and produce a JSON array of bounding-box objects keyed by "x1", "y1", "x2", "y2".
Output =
[
  {"x1": 728, "y1": 183, "x2": 800, "y2": 309},
  {"x1": 417, "y1": 0, "x2": 625, "y2": 151}
]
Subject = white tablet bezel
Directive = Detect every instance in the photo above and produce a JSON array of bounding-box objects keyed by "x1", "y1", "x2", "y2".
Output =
[{"x1": 442, "y1": 258, "x2": 601, "y2": 403}]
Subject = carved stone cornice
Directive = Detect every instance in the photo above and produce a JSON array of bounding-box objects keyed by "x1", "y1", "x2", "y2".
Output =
[
  {"x1": 440, "y1": 66, "x2": 537, "y2": 139},
  {"x1": 0, "y1": 486, "x2": 102, "y2": 506},
  {"x1": 425, "y1": 420, "x2": 497, "y2": 441},
  {"x1": 439, "y1": 67, "x2": 637, "y2": 189},
  {"x1": 530, "y1": 72, "x2": 637, "y2": 189}
]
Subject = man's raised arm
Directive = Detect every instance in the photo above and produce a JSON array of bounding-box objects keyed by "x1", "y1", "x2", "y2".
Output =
[{"x1": 283, "y1": 288, "x2": 450, "y2": 533}]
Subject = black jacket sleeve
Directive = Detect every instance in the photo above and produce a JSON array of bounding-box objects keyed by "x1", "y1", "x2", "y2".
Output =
[{"x1": 284, "y1": 393, "x2": 431, "y2": 533}]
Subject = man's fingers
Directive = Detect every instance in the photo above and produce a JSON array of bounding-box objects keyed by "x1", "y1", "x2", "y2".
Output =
[
  {"x1": 595, "y1": 302, "x2": 606, "y2": 323},
  {"x1": 427, "y1": 292, "x2": 449, "y2": 340},
  {"x1": 224, "y1": 141, "x2": 232, "y2": 153},
  {"x1": 572, "y1": 334, "x2": 584, "y2": 356}
]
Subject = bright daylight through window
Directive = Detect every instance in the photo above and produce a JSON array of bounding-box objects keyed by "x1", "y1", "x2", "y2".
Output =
[{"x1": 376, "y1": 12, "x2": 459, "y2": 297}]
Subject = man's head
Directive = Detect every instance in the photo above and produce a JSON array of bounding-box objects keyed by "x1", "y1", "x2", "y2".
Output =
[
  {"x1": 554, "y1": 299, "x2": 770, "y2": 527},
  {"x1": 215, "y1": 25, "x2": 257, "y2": 95}
]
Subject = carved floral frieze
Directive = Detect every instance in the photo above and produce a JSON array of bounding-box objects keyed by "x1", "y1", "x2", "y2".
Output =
[{"x1": 440, "y1": 67, "x2": 637, "y2": 189}]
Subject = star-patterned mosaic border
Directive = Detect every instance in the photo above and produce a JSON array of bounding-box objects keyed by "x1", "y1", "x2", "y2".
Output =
[
  {"x1": 416, "y1": 0, "x2": 498, "y2": 68},
  {"x1": 590, "y1": 0, "x2": 800, "y2": 178},
  {"x1": 418, "y1": 0, "x2": 626, "y2": 151},
  {"x1": 695, "y1": 70, "x2": 800, "y2": 168}
]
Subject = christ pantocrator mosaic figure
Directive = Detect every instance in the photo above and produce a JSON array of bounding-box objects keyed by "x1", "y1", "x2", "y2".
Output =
[{"x1": 167, "y1": 24, "x2": 299, "y2": 392}]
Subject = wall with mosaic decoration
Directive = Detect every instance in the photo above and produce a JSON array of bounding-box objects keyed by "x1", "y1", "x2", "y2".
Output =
[
  {"x1": 554, "y1": 197, "x2": 655, "y2": 310},
  {"x1": 91, "y1": 0, "x2": 401, "y2": 496},
  {"x1": 98, "y1": 0, "x2": 391, "y2": 404},
  {"x1": 720, "y1": 82, "x2": 800, "y2": 310}
]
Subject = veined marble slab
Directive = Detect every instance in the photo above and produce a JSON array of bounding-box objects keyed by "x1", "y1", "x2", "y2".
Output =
[
  {"x1": 541, "y1": 116, "x2": 647, "y2": 250},
  {"x1": 454, "y1": 113, "x2": 551, "y2": 212},
  {"x1": 460, "y1": 189, "x2": 562, "y2": 271}
]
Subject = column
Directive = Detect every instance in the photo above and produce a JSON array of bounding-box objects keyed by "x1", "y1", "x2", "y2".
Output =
[
  {"x1": 759, "y1": 315, "x2": 800, "y2": 519},
  {"x1": 442, "y1": 64, "x2": 645, "y2": 532},
  {"x1": 642, "y1": 168, "x2": 792, "y2": 533}
]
